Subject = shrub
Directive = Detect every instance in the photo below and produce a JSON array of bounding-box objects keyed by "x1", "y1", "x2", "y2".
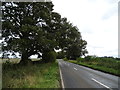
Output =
[
  {"x1": 42, "y1": 51, "x2": 57, "y2": 63},
  {"x1": 69, "y1": 60, "x2": 77, "y2": 64},
  {"x1": 76, "y1": 57, "x2": 84, "y2": 63},
  {"x1": 48, "y1": 51, "x2": 57, "y2": 62},
  {"x1": 63, "y1": 57, "x2": 68, "y2": 61},
  {"x1": 84, "y1": 56, "x2": 92, "y2": 61},
  {"x1": 56, "y1": 51, "x2": 65, "y2": 59},
  {"x1": 5, "y1": 60, "x2": 11, "y2": 64}
]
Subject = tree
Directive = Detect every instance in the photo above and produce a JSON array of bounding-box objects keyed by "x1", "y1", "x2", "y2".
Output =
[
  {"x1": 2, "y1": 2, "x2": 88, "y2": 63},
  {"x1": 2, "y1": 2, "x2": 55, "y2": 64},
  {"x1": 55, "y1": 18, "x2": 88, "y2": 60},
  {"x1": 2, "y1": 52, "x2": 10, "y2": 60},
  {"x1": 57, "y1": 51, "x2": 65, "y2": 59}
]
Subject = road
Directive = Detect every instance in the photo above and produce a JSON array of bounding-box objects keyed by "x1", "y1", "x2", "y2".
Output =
[{"x1": 58, "y1": 59, "x2": 119, "y2": 90}]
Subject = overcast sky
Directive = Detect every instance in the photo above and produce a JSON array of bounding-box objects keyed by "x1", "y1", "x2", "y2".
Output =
[
  {"x1": 52, "y1": 0, "x2": 119, "y2": 57},
  {"x1": 0, "y1": 0, "x2": 119, "y2": 58}
]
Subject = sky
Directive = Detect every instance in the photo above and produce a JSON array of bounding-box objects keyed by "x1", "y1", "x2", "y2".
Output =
[
  {"x1": 52, "y1": 0, "x2": 119, "y2": 57},
  {"x1": 0, "y1": 0, "x2": 119, "y2": 58}
]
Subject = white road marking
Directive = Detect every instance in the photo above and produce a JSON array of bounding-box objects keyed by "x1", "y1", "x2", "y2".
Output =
[
  {"x1": 92, "y1": 78, "x2": 112, "y2": 90},
  {"x1": 74, "y1": 67, "x2": 77, "y2": 70},
  {"x1": 59, "y1": 63, "x2": 65, "y2": 89}
]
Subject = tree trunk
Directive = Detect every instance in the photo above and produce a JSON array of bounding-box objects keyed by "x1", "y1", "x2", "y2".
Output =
[
  {"x1": 42, "y1": 52, "x2": 49, "y2": 63},
  {"x1": 19, "y1": 52, "x2": 31, "y2": 65}
]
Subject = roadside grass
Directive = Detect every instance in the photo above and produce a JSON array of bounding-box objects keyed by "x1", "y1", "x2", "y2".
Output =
[
  {"x1": 68, "y1": 59, "x2": 120, "y2": 77},
  {"x1": 2, "y1": 59, "x2": 60, "y2": 88}
]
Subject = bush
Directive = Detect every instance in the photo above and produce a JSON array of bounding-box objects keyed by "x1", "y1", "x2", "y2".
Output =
[
  {"x1": 56, "y1": 51, "x2": 65, "y2": 59},
  {"x1": 42, "y1": 51, "x2": 57, "y2": 63},
  {"x1": 48, "y1": 51, "x2": 57, "y2": 62},
  {"x1": 76, "y1": 57, "x2": 84, "y2": 63},
  {"x1": 63, "y1": 57, "x2": 68, "y2": 61},
  {"x1": 84, "y1": 56, "x2": 92, "y2": 61},
  {"x1": 69, "y1": 60, "x2": 77, "y2": 64},
  {"x1": 5, "y1": 60, "x2": 11, "y2": 64}
]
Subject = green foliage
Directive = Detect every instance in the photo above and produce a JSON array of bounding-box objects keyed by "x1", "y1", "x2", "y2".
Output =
[
  {"x1": 59, "y1": 20, "x2": 88, "y2": 60},
  {"x1": 76, "y1": 57, "x2": 84, "y2": 63},
  {"x1": 56, "y1": 51, "x2": 65, "y2": 59},
  {"x1": 42, "y1": 51, "x2": 56, "y2": 63},
  {"x1": 84, "y1": 56, "x2": 92, "y2": 61},
  {"x1": 69, "y1": 56, "x2": 120, "y2": 76},
  {"x1": 2, "y1": 2, "x2": 88, "y2": 63},
  {"x1": 63, "y1": 57, "x2": 68, "y2": 61},
  {"x1": 2, "y1": 2, "x2": 55, "y2": 62},
  {"x1": 3, "y1": 61, "x2": 60, "y2": 88},
  {"x1": 69, "y1": 60, "x2": 78, "y2": 64},
  {"x1": 82, "y1": 56, "x2": 119, "y2": 69},
  {"x1": 95, "y1": 57, "x2": 119, "y2": 69},
  {"x1": 78, "y1": 63, "x2": 119, "y2": 76},
  {"x1": 68, "y1": 58, "x2": 120, "y2": 76}
]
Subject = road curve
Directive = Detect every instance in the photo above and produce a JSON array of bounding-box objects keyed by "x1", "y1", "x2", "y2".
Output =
[{"x1": 58, "y1": 59, "x2": 119, "y2": 90}]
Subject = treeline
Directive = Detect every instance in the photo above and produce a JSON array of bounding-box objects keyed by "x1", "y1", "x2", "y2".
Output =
[
  {"x1": 64, "y1": 55, "x2": 120, "y2": 76},
  {"x1": 1, "y1": 2, "x2": 87, "y2": 64},
  {"x1": 57, "y1": 51, "x2": 120, "y2": 60}
]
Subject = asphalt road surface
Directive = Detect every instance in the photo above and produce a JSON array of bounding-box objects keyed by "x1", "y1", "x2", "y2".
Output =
[{"x1": 58, "y1": 59, "x2": 119, "y2": 90}]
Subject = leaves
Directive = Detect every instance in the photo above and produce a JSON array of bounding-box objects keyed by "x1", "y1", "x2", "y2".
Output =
[{"x1": 2, "y1": 2, "x2": 88, "y2": 61}]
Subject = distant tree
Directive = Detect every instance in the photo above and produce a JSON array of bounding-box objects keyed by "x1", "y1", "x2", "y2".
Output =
[
  {"x1": 116, "y1": 58, "x2": 120, "y2": 60},
  {"x1": 56, "y1": 18, "x2": 88, "y2": 60},
  {"x1": 12, "y1": 53, "x2": 18, "y2": 58},
  {"x1": 84, "y1": 55, "x2": 92, "y2": 61},
  {"x1": 2, "y1": 52, "x2": 10, "y2": 60}
]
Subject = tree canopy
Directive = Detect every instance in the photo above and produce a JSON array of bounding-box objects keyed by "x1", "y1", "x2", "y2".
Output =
[{"x1": 2, "y1": 2, "x2": 88, "y2": 63}]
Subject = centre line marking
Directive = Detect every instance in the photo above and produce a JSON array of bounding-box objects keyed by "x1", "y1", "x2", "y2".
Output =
[
  {"x1": 74, "y1": 68, "x2": 77, "y2": 70},
  {"x1": 91, "y1": 78, "x2": 112, "y2": 90}
]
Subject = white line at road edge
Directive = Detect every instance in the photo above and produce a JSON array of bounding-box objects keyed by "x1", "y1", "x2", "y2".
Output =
[
  {"x1": 92, "y1": 78, "x2": 112, "y2": 90},
  {"x1": 74, "y1": 68, "x2": 77, "y2": 70},
  {"x1": 59, "y1": 62, "x2": 65, "y2": 90}
]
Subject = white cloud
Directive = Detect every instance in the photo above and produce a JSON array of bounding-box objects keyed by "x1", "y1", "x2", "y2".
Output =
[{"x1": 52, "y1": 0, "x2": 119, "y2": 57}]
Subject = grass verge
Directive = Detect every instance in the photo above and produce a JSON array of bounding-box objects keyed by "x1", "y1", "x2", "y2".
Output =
[
  {"x1": 2, "y1": 61, "x2": 60, "y2": 88},
  {"x1": 68, "y1": 60, "x2": 120, "y2": 77}
]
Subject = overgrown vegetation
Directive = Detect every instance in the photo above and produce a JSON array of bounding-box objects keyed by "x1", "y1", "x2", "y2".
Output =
[
  {"x1": 2, "y1": 59, "x2": 60, "y2": 88},
  {"x1": 68, "y1": 56, "x2": 120, "y2": 76},
  {"x1": 63, "y1": 57, "x2": 68, "y2": 61}
]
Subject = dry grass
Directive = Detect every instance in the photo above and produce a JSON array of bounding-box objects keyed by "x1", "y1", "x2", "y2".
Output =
[{"x1": 2, "y1": 60, "x2": 60, "y2": 88}]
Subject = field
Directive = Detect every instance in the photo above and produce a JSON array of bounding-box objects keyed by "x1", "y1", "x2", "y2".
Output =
[
  {"x1": 68, "y1": 57, "x2": 120, "y2": 76},
  {"x1": 2, "y1": 59, "x2": 60, "y2": 88},
  {"x1": 0, "y1": 58, "x2": 41, "y2": 64}
]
